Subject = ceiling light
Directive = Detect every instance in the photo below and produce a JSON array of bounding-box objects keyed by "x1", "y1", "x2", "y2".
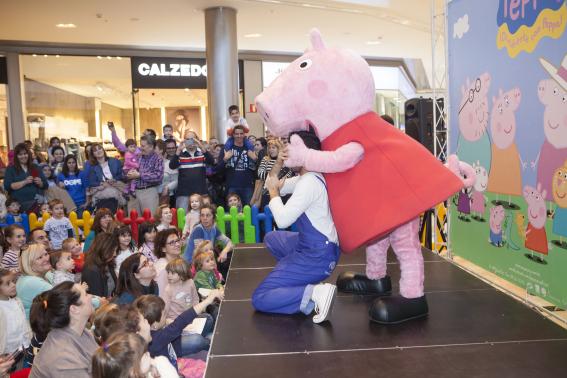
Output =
[
  {"x1": 32, "y1": 54, "x2": 37, "y2": 57},
  {"x1": 106, "y1": 56, "x2": 112, "y2": 60},
  {"x1": 302, "y1": 3, "x2": 326, "y2": 9},
  {"x1": 116, "y1": 56, "x2": 122, "y2": 60},
  {"x1": 366, "y1": 40, "x2": 382, "y2": 45},
  {"x1": 400, "y1": 19, "x2": 410, "y2": 25},
  {"x1": 244, "y1": 33, "x2": 262, "y2": 38},
  {"x1": 43, "y1": 54, "x2": 48, "y2": 58},
  {"x1": 184, "y1": 88, "x2": 189, "y2": 92},
  {"x1": 55, "y1": 55, "x2": 60, "y2": 58},
  {"x1": 97, "y1": 56, "x2": 102, "y2": 59},
  {"x1": 55, "y1": 23, "x2": 76, "y2": 28}
]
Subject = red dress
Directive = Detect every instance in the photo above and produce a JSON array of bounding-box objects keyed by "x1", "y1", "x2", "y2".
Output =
[
  {"x1": 525, "y1": 223, "x2": 548, "y2": 255},
  {"x1": 321, "y1": 112, "x2": 463, "y2": 252}
]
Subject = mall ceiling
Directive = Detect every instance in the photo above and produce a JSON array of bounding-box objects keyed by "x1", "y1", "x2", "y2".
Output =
[{"x1": 1, "y1": 0, "x2": 444, "y2": 108}]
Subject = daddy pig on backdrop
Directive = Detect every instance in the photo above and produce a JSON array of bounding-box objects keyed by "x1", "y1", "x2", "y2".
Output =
[{"x1": 255, "y1": 29, "x2": 466, "y2": 324}]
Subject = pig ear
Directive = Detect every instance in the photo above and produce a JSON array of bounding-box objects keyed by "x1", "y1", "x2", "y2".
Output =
[{"x1": 309, "y1": 28, "x2": 326, "y2": 51}]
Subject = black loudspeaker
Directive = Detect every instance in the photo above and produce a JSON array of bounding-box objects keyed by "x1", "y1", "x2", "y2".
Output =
[{"x1": 404, "y1": 98, "x2": 445, "y2": 154}]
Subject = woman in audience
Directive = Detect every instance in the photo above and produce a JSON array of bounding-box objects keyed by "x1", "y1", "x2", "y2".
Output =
[
  {"x1": 114, "y1": 254, "x2": 158, "y2": 305},
  {"x1": 15, "y1": 243, "x2": 53, "y2": 319},
  {"x1": 83, "y1": 208, "x2": 113, "y2": 252},
  {"x1": 49, "y1": 146, "x2": 65, "y2": 177},
  {"x1": 29, "y1": 282, "x2": 97, "y2": 378},
  {"x1": 81, "y1": 233, "x2": 118, "y2": 299},
  {"x1": 3, "y1": 143, "x2": 48, "y2": 213},
  {"x1": 86, "y1": 142, "x2": 124, "y2": 213},
  {"x1": 92, "y1": 332, "x2": 177, "y2": 378},
  {"x1": 57, "y1": 154, "x2": 88, "y2": 213},
  {"x1": 254, "y1": 138, "x2": 294, "y2": 209},
  {"x1": 155, "y1": 204, "x2": 175, "y2": 232},
  {"x1": 184, "y1": 205, "x2": 233, "y2": 278},
  {"x1": 153, "y1": 229, "x2": 183, "y2": 295}
]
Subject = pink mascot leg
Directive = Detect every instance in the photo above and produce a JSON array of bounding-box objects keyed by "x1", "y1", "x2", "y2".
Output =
[
  {"x1": 369, "y1": 217, "x2": 428, "y2": 324},
  {"x1": 336, "y1": 236, "x2": 392, "y2": 296}
]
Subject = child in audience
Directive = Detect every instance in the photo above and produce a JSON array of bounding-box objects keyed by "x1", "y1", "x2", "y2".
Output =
[
  {"x1": 50, "y1": 250, "x2": 77, "y2": 284},
  {"x1": 182, "y1": 193, "x2": 202, "y2": 239},
  {"x1": 62, "y1": 238, "x2": 85, "y2": 274},
  {"x1": 155, "y1": 205, "x2": 175, "y2": 232},
  {"x1": 163, "y1": 258, "x2": 199, "y2": 322},
  {"x1": 133, "y1": 291, "x2": 223, "y2": 368},
  {"x1": 1, "y1": 225, "x2": 26, "y2": 272},
  {"x1": 123, "y1": 139, "x2": 140, "y2": 198},
  {"x1": 113, "y1": 225, "x2": 137, "y2": 276},
  {"x1": 6, "y1": 198, "x2": 23, "y2": 223},
  {"x1": 193, "y1": 249, "x2": 224, "y2": 290},
  {"x1": 191, "y1": 240, "x2": 223, "y2": 282},
  {"x1": 224, "y1": 105, "x2": 254, "y2": 151},
  {"x1": 39, "y1": 203, "x2": 51, "y2": 217},
  {"x1": 138, "y1": 222, "x2": 158, "y2": 263},
  {"x1": 43, "y1": 199, "x2": 74, "y2": 250},
  {"x1": 0, "y1": 269, "x2": 31, "y2": 362},
  {"x1": 226, "y1": 193, "x2": 243, "y2": 213},
  {"x1": 92, "y1": 332, "x2": 177, "y2": 378}
]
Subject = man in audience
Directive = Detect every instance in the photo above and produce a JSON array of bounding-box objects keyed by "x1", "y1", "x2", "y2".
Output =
[
  {"x1": 161, "y1": 138, "x2": 179, "y2": 207},
  {"x1": 223, "y1": 125, "x2": 257, "y2": 205},
  {"x1": 170, "y1": 130, "x2": 213, "y2": 211},
  {"x1": 162, "y1": 124, "x2": 175, "y2": 141},
  {"x1": 128, "y1": 135, "x2": 163, "y2": 214},
  {"x1": 29, "y1": 228, "x2": 52, "y2": 251}
]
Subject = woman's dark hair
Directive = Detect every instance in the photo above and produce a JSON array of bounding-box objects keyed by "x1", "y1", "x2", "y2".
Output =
[
  {"x1": 133, "y1": 295, "x2": 165, "y2": 326},
  {"x1": 93, "y1": 304, "x2": 141, "y2": 344},
  {"x1": 30, "y1": 281, "x2": 81, "y2": 340},
  {"x1": 51, "y1": 146, "x2": 65, "y2": 161},
  {"x1": 92, "y1": 208, "x2": 113, "y2": 234},
  {"x1": 89, "y1": 143, "x2": 108, "y2": 166},
  {"x1": 13, "y1": 143, "x2": 33, "y2": 173},
  {"x1": 137, "y1": 222, "x2": 157, "y2": 248},
  {"x1": 289, "y1": 128, "x2": 321, "y2": 151},
  {"x1": 61, "y1": 154, "x2": 80, "y2": 177},
  {"x1": 256, "y1": 137, "x2": 267, "y2": 149},
  {"x1": 116, "y1": 254, "x2": 157, "y2": 298},
  {"x1": 85, "y1": 233, "x2": 118, "y2": 273},
  {"x1": 153, "y1": 228, "x2": 179, "y2": 259}
]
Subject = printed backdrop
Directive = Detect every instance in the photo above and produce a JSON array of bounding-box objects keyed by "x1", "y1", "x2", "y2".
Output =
[{"x1": 448, "y1": 0, "x2": 567, "y2": 308}]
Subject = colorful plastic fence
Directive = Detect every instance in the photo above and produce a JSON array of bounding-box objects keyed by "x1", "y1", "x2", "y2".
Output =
[
  {"x1": 27, "y1": 211, "x2": 93, "y2": 240},
  {"x1": 216, "y1": 205, "x2": 256, "y2": 244},
  {"x1": 115, "y1": 209, "x2": 155, "y2": 243}
]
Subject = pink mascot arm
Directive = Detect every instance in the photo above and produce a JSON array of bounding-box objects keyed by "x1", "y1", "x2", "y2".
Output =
[
  {"x1": 284, "y1": 134, "x2": 364, "y2": 173},
  {"x1": 446, "y1": 154, "x2": 476, "y2": 188}
]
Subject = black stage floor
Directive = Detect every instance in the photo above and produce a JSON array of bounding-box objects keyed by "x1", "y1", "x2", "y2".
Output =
[{"x1": 205, "y1": 244, "x2": 567, "y2": 378}]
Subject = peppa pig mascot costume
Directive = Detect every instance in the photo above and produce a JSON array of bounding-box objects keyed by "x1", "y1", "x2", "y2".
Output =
[{"x1": 255, "y1": 29, "x2": 466, "y2": 324}]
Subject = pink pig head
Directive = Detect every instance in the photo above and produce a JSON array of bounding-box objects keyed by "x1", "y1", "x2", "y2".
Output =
[
  {"x1": 490, "y1": 87, "x2": 521, "y2": 149},
  {"x1": 537, "y1": 78, "x2": 567, "y2": 149},
  {"x1": 489, "y1": 205, "x2": 505, "y2": 234},
  {"x1": 523, "y1": 184, "x2": 547, "y2": 229},
  {"x1": 458, "y1": 73, "x2": 491, "y2": 142},
  {"x1": 255, "y1": 28, "x2": 375, "y2": 141},
  {"x1": 473, "y1": 161, "x2": 488, "y2": 193}
]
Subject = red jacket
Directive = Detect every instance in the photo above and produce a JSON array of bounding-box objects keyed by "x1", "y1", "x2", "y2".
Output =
[{"x1": 321, "y1": 112, "x2": 463, "y2": 252}]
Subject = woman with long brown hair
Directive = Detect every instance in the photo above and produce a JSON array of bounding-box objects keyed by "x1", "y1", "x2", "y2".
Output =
[
  {"x1": 81, "y1": 233, "x2": 119, "y2": 298},
  {"x1": 86, "y1": 142, "x2": 124, "y2": 212},
  {"x1": 83, "y1": 208, "x2": 114, "y2": 252},
  {"x1": 3, "y1": 143, "x2": 48, "y2": 212}
]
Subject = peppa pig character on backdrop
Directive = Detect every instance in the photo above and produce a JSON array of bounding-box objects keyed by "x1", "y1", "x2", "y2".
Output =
[
  {"x1": 551, "y1": 160, "x2": 567, "y2": 249},
  {"x1": 532, "y1": 55, "x2": 567, "y2": 206},
  {"x1": 255, "y1": 29, "x2": 467, "y2": 324},
  {"x1": 489, "y1": 205, "x2": 505, "y2": 247},
  {"x1": 470, "y1": 161, "x2": 488, "y2": 221},
  {"x1": 487, "y1": 87, "x2": 524, "y2": 206},
  {"x1": 456, "y1": 73, "x2": 492, "y2": 172},
  {"x1": 523, "y1": 184, "x2": 549, "y2": 264}
]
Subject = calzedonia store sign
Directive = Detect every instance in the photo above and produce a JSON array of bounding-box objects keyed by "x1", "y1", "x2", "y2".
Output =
[{"x1": 131, "y1": 57, "x2": 208, "y2": 89}]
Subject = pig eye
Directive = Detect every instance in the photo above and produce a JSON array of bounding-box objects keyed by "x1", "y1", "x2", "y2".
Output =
[
  {"x1": 562, "y1": 95, "x2": 566, "y2": 103},
  {"x1": 498, "y1": 104, "x2": 503, "y2": 114},
  {"x1": 553, "y1": 87, "x2": 558, "y2": 95},
  {"x1": 298, "y1": 59, "x2": 312, "y2": 70}
]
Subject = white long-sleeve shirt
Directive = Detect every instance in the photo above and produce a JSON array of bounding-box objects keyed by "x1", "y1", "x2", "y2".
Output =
[{"x1": 269, "y1": 172, "x2": 338, "y2": 245}]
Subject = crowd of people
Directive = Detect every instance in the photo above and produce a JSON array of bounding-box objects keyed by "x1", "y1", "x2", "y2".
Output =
[{"x1": 0, "y1": 106, "x2": 294, "y2": 377}]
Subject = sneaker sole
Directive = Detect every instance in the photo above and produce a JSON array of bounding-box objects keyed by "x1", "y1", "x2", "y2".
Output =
[{"x1": 313, "y1": 285, "x2": 337, "y2": 324}]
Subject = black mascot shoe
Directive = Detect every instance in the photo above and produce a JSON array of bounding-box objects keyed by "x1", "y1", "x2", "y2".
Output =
[
  {"x1": 369, "y1": 295, "x2": 428, "y2": 324},
  {"x1": 336, "y1": 272, "x2": 392, "y2": 295}
]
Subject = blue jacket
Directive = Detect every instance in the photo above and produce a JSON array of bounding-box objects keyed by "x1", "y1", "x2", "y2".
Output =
[{"x1": 85, "y1": 158, "x2": 123, "y2": 188}]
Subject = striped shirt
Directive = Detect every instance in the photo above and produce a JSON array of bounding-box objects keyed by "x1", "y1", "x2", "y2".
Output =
[
  {"x1": 1, "y1": 249, "x2": 20, "y2": 271},
  {"x1": 169, "y1": 150, "x2": 213, "y2": 196}
]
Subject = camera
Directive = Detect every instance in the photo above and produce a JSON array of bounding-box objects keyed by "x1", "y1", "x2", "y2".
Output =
[{"x1": 107, "y1": 121, "x2": 114, "y2": 129}]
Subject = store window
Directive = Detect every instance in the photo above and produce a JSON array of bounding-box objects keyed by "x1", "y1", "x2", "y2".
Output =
[{"x1": 21, "y1": 54, "x2": 133, "y2": 164}]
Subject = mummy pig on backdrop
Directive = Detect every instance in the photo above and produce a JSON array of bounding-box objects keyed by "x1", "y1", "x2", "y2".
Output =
[{"x1": 256, "y1": 29, "x2": 473, "y2": 324}]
